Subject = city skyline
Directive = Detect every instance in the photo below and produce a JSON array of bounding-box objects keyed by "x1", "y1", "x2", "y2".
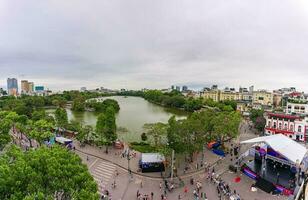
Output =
[{"x1": 1, "y1": 1, "x2": 308, "y2": 91}]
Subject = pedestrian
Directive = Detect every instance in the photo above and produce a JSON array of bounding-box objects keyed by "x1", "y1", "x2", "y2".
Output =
[
  {"x1": 140, "y1": 180, "x2": 143, "y2": 188},
  {"x1": 184, "y1": 186, "x2": 188, "y2": 196},
  {"x1": 159, "y1": 182, "x2": 162, "y2": 191},
  {"x1": 164, "y1": 189, "x2": 167, "y2": 196},
  {"x1": 87, "y1": 156, "x2": 89, "y2": 161},
  {"x1": 161, "y1": 194, "x2": 164, "y2": 200},
  {"x1": 178, "y1": 194, "x2": 181, "y2": 199},
  {"x1": 151, "y1": 192, "x2": 154, "y2": 200}
]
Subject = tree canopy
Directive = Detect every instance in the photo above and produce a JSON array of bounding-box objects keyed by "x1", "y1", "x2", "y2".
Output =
[
  {"x1": 0, "y1": 145, "x2": 98, "y2": 200},
  {"x1": 55, "y1": 108, "x2": 68, "y2": 128}
]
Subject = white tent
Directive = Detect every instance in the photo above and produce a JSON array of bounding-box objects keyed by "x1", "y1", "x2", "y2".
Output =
[
  {"x1": 141, "y1": 153, "x2": 165, "y2": 163},
  {"x1": 55, "y1": 136, "x2": 72, "y2": 145},
  {"x1": 241, "y1": 134, "x2": 307, "y2": 164}
]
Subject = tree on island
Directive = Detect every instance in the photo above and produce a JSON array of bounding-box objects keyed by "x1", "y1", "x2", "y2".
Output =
[
  {"x1": 104, "y1": 107, "x2": 117, "y2": 153},
  {"x1": 0, "y1": 145, "x2": 98, "y2": 199},
  {"x1": 55, "y1": 107, "x2": 68, "y2": 129},
  {"x1": 96, "y1": 106, "x2": 117, "y2": 153},
  {"x1": 72, "y1": 97, "x2": 85, "y2": 112}
]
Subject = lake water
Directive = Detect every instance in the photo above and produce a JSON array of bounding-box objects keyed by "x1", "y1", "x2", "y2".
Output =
[{"x1": 46, "y1": 96, "x2": 188, "y2": 142}]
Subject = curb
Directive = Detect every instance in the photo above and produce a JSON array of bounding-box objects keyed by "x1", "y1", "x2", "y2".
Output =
[{"x1": 75, "y1": 148, "x2": 223, "y2": 180}]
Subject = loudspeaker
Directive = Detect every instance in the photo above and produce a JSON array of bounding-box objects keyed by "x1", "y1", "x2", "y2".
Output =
[{"x1": 229, "y1": 165, "x2": 237, "y2": 173}]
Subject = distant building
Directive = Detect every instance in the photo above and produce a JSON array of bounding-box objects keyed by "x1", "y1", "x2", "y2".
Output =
[
  {"x1": 35, "y1": 86, "x2": 45, "y2": 91},
  {"x1": 21, "y1": 80, "x2": 30, "y2": 94},
  {"x1": 28, "y1": 82, "x2": 34, "y2": 93},
  {"x1": 239, "y1": 87, "x2": 249, "y2": 93},
  {"x1": 252, "y1": 90, "x2": 273, "y2": 106},
  {"x1": 182, "y1": 86, "x2": 188, "y2": 92},
  {"x1": 80, "y1": 87, "x2": 87, "y2": 92},
  {"x1": 7, "y1": 78, "x2": 18, "y2": 96},
  {"x1": 175, "y1": 86, "x2": 181, "y2": 91},
  {"x1": 220, "y1": 89, "x2": 242, "y2": 101},
  {"x1": 201, "y1": 88, "x2": 220, "y2": 102},
  {"x1": 249, "y1": 86, "x2": 254, "y2": 93},
  {"x1": 171, "y1": 85, "x2": 175, "y2": 90},
  {"x1": 211, "y1": 85, "x2": 218, "y2": 90},
  {"x1": 273, "y1": 93, "x2": 283, "y2": 107}
]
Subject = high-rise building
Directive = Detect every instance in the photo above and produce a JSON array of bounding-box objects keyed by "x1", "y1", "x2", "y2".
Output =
[
  {"x1": 7, "y1": 78, "x2": 18, "y2": 96},
  {"x1": 182, "y1": 86, "x2": 188, "y2": 92},
  {"x1": 80, "y1": 87, "x2": 87, "y2": 92},
  {"x1": 28, "y1": 82, "x2": 34, "y2": 93},
  {"x1": 249, "y1": 86, "x2": 254, "y2": 93},
  {"x1": 21, "y1": 80, "x2": 30, "y2": 94}
]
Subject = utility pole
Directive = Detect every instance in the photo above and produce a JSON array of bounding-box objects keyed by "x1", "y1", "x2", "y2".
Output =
[{"x1": 171, "y1": 149, "x2": 175, "y2": 181}]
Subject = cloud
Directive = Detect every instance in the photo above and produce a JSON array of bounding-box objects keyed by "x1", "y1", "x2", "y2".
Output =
[{"x1": 0, "y1": 0, "x2": 308, "y2": 91}]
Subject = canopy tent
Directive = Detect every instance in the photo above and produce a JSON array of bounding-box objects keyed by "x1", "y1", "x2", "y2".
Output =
[
  {"x1": 141, "y1": 153, "x2": 165, "y2": 163},
  {"x1": 55, "y1": 136, "x2": 73, "y2": 145},
  {"x1": 140, "y1": 153, "x2": 165, "y2": 173},
  {"x1": 241, "y1": 134, "x2": 307, "y2": 164}
]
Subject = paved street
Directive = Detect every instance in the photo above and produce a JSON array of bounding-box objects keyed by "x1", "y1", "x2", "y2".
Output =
[
  {"x1": 91, "y1": 159, "x2": 117, "y2": 195},
  {"x1": 74, "y1": 120, "x2": 290, "y2": 200}
]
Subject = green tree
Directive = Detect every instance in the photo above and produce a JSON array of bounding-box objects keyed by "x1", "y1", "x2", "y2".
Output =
[
  {"x1": 72, "y1": 97, "x2": 85, "y2": 112},
  {"x1": 103, "y1": 107, "x2": 117, "y2": 153},
  {"x1": 212, "y1": 111, "x2": 241, "y2": 145},
  {"x1": 0, "y1": 145, "x2": 98, "y2": 199},
  {"x1": 96, "y1": 113, "x2": 107, "y2": 146},
  {"x1": 143, "y1": 122, "x2": 168, "y2": 147},
  {"x1": 31, "y1": 109, "x2": 47, "y2": 121},
  {"x1": 55, "y1": 107, "x2": 68, "y2": 128},
  {"x1": 28, "y1": 119, "x2": 54, "y2": 146}
]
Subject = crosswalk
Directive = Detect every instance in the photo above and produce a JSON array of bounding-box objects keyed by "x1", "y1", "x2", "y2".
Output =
[{"x1": 90, "y1": 159, "x2": 117, "y2": 195}]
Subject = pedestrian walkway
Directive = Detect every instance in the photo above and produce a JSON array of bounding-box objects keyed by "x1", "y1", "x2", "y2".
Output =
[{"x1": 90, "y1": 159, "x2": 117, "y2": 195}]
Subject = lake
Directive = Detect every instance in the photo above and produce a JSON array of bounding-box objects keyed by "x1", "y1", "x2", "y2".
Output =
[{"x1": 46, "y1": 96, "x2": 188, "y2": 142}]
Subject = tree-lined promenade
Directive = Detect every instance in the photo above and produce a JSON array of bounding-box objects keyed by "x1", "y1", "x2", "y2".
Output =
[{"x1": 0, "y1": 90, "x2": 243, "y2": 199}]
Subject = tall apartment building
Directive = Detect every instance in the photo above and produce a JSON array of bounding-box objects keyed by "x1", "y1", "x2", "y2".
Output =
[
  {"x1": 21, "y1": 80, "x2": 29, "y2": 94},
  {"x1": 7, "y1": 78, "x2": 18, "y2": 96},
  {"x1": 28, "y1": 82, "x2": 34, "y2": 93}
]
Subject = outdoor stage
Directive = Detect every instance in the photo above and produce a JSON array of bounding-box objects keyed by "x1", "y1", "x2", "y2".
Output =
[{"x1": 245, "y1": 158, "x2": 296, "y2": 190}]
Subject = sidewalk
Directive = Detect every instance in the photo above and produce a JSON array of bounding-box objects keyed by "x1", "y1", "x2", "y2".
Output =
[{"x1": 74, "y1": 140, "x2": 222, "y2": 179}]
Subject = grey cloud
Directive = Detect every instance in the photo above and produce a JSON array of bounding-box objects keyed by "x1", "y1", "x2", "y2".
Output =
[{"x1": 0, "y1": 0, "x2": 308, "y2": 91}]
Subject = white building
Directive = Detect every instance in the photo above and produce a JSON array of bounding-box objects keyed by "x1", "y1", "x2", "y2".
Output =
[
  {"x1": 286, "y1": 102, "x2": 308, "y2": 115},
  {"x1": 264, "y1": 112, "x2": 308, "y2": 142}
]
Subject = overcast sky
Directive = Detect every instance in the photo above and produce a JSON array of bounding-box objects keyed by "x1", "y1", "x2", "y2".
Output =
[{"x1": 0, "y1": 0, "x2": 308, "y2": 91}]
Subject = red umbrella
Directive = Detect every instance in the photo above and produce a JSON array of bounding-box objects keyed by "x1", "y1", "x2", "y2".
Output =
[{"x1": 234, "y1": 176, "x2": 241, "y2": 183}]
